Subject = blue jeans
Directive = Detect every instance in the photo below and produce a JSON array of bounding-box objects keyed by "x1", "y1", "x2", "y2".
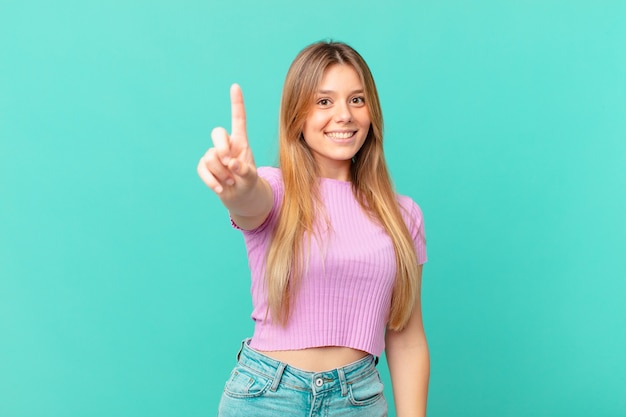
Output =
[{"x1": 217, "y1": 339, "x2": 388, "y2": 417}]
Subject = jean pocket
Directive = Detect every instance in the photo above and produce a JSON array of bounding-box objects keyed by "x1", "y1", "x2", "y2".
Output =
[
  {"x1": 348, "y1": 370, "x2": 385, "y2": 406},
  {"x1": 223, "y1": 365, "x2": 272, "y2": 399}
]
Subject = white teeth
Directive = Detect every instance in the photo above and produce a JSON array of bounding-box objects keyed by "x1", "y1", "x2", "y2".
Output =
[{"x1": 326, "y1": 131, "x2": 355, "y2": 139}]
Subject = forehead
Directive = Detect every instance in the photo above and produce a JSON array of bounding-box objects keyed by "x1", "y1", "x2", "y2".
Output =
[{"x1": 317, "y1": 64, "x2": 363, "y2": 91}]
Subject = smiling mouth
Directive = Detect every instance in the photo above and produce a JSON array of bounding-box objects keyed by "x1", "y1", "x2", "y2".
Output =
[{"x1": 325, "y1": 131, "x2": 357, "y2": 139}]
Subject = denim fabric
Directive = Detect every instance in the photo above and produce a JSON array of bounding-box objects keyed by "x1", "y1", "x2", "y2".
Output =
[{"x1": 218, "y1": 339, "x2": 388, "y2": 417}]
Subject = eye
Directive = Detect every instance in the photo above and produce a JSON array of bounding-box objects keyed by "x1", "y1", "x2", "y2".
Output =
[
  {"x1": 351, "y1": 96, "x2": 366, "y2": 105},
  {"x1": 317, "y1": 98, "x2": 331, "y2": 106}
]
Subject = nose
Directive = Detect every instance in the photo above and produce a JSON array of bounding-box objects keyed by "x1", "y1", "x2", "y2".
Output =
[{"x1": 334, "y1": 101, "x2": 353, "y2": 123}]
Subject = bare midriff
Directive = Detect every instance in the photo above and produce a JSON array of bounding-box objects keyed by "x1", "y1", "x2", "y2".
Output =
[{"x1": 257, "y1": 346, "x2": 369, "y2": 372}]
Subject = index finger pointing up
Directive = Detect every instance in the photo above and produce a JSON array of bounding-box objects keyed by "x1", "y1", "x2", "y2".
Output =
[{"x1": 230, "y1": 83, "x2": 248, "y2": 144}]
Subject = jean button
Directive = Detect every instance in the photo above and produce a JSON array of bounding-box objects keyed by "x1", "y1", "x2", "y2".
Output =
[{"x1": 315, "y1": 377, "x2": 323, "y2": 387}]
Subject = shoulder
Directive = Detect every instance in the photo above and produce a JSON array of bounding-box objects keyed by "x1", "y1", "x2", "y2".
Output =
[
  {"x1": 257, "y1": 166, "x2": 283, "y2": 190},
  {"x1": 257, "y1": 166, "x2": 282, "y2": 179},
  {"x1": 396, "y1": 194, "x2": 425, "y2": 228}
]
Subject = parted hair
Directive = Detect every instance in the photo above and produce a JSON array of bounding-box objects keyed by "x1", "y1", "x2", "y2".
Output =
[{"x1": 265, "y1": 41, "x2": 420, "y2": 331}]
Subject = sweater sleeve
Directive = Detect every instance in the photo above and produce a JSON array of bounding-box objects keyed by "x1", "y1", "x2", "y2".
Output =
[
  {"x1": 398, "y1": 196, "x2": 428, "y2": 265},
  {"x1": 229, "y1": 166, "x2": 284, "y2": 234}
]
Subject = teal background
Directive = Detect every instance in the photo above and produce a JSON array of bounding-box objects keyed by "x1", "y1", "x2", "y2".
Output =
[{"x1": 1, "y1": 0, "x2": 625, "y2": 416}]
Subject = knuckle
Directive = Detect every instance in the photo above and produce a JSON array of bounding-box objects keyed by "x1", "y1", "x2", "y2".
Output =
[
  {"x1": 211, "y1": 127, "x2": 224, "y2": 136},
  {"x1": 204, "y1": 148, "x2": 221, "y2": 164}
]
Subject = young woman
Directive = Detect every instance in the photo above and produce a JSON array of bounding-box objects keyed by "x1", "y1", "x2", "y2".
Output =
[{"x1": 197, "y1": 41, "x2": 429, "y2": 417}]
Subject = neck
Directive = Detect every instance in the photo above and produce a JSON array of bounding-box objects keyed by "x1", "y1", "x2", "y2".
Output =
[{"x1": 316, "y1": 162, "x2": 351, "y2": 182}]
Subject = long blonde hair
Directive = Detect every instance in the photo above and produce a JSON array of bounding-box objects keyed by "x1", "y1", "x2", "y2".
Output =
[{"x1": 265, "y1": 41, "x2": 420, "y2": 330}]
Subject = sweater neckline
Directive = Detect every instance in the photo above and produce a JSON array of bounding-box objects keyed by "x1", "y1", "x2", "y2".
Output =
[{"x1": 319, "y1": 176, "x2": 352, "y2": 186}]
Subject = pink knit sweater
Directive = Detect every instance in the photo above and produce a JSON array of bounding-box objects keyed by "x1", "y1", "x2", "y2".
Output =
[{"x1": 232, "y1": 167, "x2": 427, "y2": 357}]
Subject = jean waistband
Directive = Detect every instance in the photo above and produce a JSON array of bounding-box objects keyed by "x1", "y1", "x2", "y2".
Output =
[{"x1": 235, "y1": 338, "x2": 378, "y2": 394}]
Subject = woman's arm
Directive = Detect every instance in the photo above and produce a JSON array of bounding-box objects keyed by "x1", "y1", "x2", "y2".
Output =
[
  {"x1": 385, "y1": 265, "x2": 429, "y2": 417},
  {"x1": 197, "y1": 84, "x2": 273, "y2": 230}
]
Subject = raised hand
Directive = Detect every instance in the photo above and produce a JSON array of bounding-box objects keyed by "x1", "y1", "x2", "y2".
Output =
[{"x1": 197, "y1": 84, "x2": 258, "y2": 199}]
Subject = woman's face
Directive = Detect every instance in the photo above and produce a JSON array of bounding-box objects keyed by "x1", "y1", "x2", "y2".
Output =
[{"x1": 301, "y1": 64, "x2": 371, "y2": 180}]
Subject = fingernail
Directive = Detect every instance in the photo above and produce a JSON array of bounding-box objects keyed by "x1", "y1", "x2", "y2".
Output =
[
  {"x1": 222, "y1": 156, "x2": 230, "y2": 165},
  {"x1": 226, "y1": 178, "x2": 235, "y2": 186},
  {"x1": 215, "y1": 185, "x2": 223, "y2": 194}
]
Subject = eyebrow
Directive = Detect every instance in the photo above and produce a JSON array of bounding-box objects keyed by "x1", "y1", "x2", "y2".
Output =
[{"x1": 316, "y1": 89, "x2": 365, "y2": 95}]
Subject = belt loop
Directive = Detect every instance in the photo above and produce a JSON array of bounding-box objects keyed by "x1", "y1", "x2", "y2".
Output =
[
  {"x1": 337, "y1": 367, "x2": 348, "y2": 396},
  {"x1": 236, "y1": 339, "x2": 247, "y2": 362},
  {"x1": 270, "y1": 362, "x2": 286, "y2": 392}
]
